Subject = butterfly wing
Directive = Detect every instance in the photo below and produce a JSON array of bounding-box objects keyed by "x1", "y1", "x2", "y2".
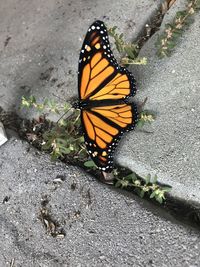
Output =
[
  {"x1": 78, "y1": 20, "x2": 136, "y2": 101},
  {"x1": 81, "y1": 103, "x2": 138, "y2": 172}
]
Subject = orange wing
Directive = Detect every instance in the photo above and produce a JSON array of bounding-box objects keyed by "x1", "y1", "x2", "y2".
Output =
[
  {"x1": 81, "y1": 103, "x2": 138, "y2": 172},
  {"x1": 78, "y1": 20, "x2": 136, "y2": 101}
]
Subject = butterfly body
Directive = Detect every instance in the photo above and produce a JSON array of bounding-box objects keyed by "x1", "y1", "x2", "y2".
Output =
[
  {"x1": 77, "y1": 20, "x2": 138, "y2": 172},
  {"x1": 76, "y1": 99, "x2": 128, "y2": 110}
]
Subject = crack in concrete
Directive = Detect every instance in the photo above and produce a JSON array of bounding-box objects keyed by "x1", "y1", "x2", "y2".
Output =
[
  {"x1": 1, "y1": 106, "x2": 200, "y2": 231},
  {"x1": 131, "y1": 1, "x2": 166, "y2": 50}
]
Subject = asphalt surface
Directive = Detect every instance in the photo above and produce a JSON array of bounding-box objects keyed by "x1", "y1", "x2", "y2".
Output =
[{"x1": 1, "y1": 138, "x2": 200, "y2": 267}]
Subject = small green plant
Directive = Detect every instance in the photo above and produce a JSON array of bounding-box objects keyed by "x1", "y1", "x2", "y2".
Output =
[
  {"x1": 21, "y1": 95, "x2": 71, "y2": 114},
  {"x1": 137, "y1": 111, "x2": 155, "y2": 128},
  {"x1": 21, "y1": 96, "x2": 87, "y2": 161},
  {"x1": 156, "y1": 0, "x2": 200, "y2": 57},
  {"x1": 108, "y1": 26, "x2": 147, "y2": 65},
  {"x1": 42, "y1": 118, "x2": 86, "y2": 161},
  {"x1": 115, "y1": 172, "x2": 171, "y2": 204}
]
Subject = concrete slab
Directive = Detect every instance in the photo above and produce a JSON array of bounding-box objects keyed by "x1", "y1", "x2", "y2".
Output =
[
  {"x1": 0, "y1": 0, "x2": 161, "y2": 117},
  {"x1": 118, "y1": 1, "x2": 200, "y2": 203},
  {"x1": 1, "y1": 138, "x2": 200, "y2": 266}
]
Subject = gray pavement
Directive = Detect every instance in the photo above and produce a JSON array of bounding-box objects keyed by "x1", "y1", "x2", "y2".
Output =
[
  {"x1": 1, "y1": 0, "x2": 200, "y2": 265},
  {"x1": 0, "y1": 0, "x2": 160, "y2": 116},
  {"x1": 1, "y1": 138, "x2": 200, "y2": 267}
]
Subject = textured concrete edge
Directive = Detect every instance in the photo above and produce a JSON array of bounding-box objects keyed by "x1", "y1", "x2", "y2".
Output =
[
  {"x1": 118, "y1": 1, "x2": 200, "y2": 206},
  {"x1": 1, "y1": 110, "x2": 200, "y2": 228},
  {"x1": 2, "y1": 132, "x2": 200, "y2": 230},
  {"x1": 130, "y1": 0, "x2": 163, "y2": 43},
  {"x1": 119, "y1": 159, "x2": 200, "y2": 212},
  {"x1": 120, "y1": 158, "x2": 200, "y2": 200}
]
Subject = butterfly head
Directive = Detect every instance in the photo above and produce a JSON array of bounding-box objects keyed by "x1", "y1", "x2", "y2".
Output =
[
  {"x1": 72, "y1": 101, "x2": 80, "y2": 109},
  {"x1": 72, "y1": 101, "x2": 89, "y2": 110}
]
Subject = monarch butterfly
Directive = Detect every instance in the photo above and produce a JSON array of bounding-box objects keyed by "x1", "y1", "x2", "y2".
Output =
[{"x1": 75, "y1": 20, "x2": 138, "y2": 172}]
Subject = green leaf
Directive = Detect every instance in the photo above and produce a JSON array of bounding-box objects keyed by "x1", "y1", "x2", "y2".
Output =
[
  {"x1": 63, "y1": 102, "x2": 71, "y2": 110},
  {"x1": 142, "y1": 186, "x2": 150, "y2": 192},
  {"x1": 136, "y1": 120, "x2": 145, "y2": 128},
  {"x1": 43, "y1": 98, "x2": 49, "y2": 106},
  {"x1": 162, "y1": 186, "x2": 172, "y2": 192},
  {"x1": 84, "y1": 160, "x2": 97, "y2": 168},
  {"x1": 124, "y1": 46, "x2": 135, "y2": 59},
  {"x1": 165, "y1": 23, "x2": 174, "y2": 29},
  {"x1": 30, "y1": 95, "x2": 36, "y2": 103},
  {"x1": 115, "y1": 180, "x2": 122, "y2": 188},
  {"x1": 145, "y1": 174, "x2": 151, "y2": 184},
  {"x1": 166, "y1": 41, "x2": 176, "y2": 49},
  {"x1": 56, "y1": 138, "x2": 68, "y2": 145},
  {"x1": 124, "y1": 172, "x2": 137, "y2": 182},
  {"x1": 79, "y1": 136, "x2": 84, "y2": 143},
  {"x1": 69, "y1": 144, "x2": 74, "y2": 151},
  {"x1": 21, "y1": 96, "x2": 35, "y2": 108},
  {"x1": 139, "y1": 190, "x2": 145, "y2": 198},
  {"x1": 121, "y1": 180, "x2": 129, "y2": 188},
  {"x1": 61, "y1": 147, "x2": 71, "y2": 154},
  {"x1": 196, "y1": 0, "x2": 200, "y2": 7},
  {"x1": 155, "y1": 195, "x2": 163, "y2": 204},
  {"x1": 152, "y1": 174, "x2": 158, "y2": 184},
  {"x1": 54, "y1": 108, "x2": 60, "y2": 114},
  {"x1": 58, "y1": 119, "x2": 68, "y2": 127},
  {"x1": 150, "y1": 191, "x2": 156, "y2": 199},
  {"x1": 134, "y1": 180, "x2": 141, "y2": 186},
  {"x1": 175, "y1": 11, "x2": 186, "y2": 18}
]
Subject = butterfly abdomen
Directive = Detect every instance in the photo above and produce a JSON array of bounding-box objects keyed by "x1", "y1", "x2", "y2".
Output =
[{"x1": 78, "y1": 99, "x2": 127, "y2": 109}]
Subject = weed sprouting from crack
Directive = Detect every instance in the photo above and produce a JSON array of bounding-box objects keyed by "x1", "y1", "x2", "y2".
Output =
[
  {"x1": 156, "y1": 0, "x2": 200, "y2": 57},
  {"x1": 20, "y1": 96, "x2": 87, "y2": 163},
  {"x1": 114, "y1": 171, "x2": 171, "y2": 204},
  {"x1": 107, "y1": 25, "x2": 147, "y2": 65}
]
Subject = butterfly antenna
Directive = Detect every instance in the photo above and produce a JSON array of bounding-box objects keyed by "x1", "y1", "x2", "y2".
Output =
[
  {"x1": 68, "y1": 96, "x2": 79, "y2": 105},
  {"x1": 100, "y1": 172, "x2": 114, "y2": 185},
  {"x1": 52, "y1": 93, "x2": 67, "y2": 102},
  {"x1": 138, "y1": 97, "x2": 148, "y2": 113},
  {"x1": 56, "y1": 107, "x2": 75, "y2": 124}
]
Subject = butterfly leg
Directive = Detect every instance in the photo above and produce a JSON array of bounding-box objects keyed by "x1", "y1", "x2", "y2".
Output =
[{"x1": 99, "y1": 171, "x2": 114, "y2": 185}]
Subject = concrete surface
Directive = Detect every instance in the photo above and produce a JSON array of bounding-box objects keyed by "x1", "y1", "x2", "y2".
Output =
[
  {"x1": 118, "y1": 1, "x2": 200, "y2": 203},
  {"x1": 1, "y1": 1, "x2": 200, "y2": 265},
  {"x1": 1, "y1": 138, "x2": 200, "y2": 267},
  {"x1": 0, "y1": 0, "x2": 161, "y2": 117}
]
